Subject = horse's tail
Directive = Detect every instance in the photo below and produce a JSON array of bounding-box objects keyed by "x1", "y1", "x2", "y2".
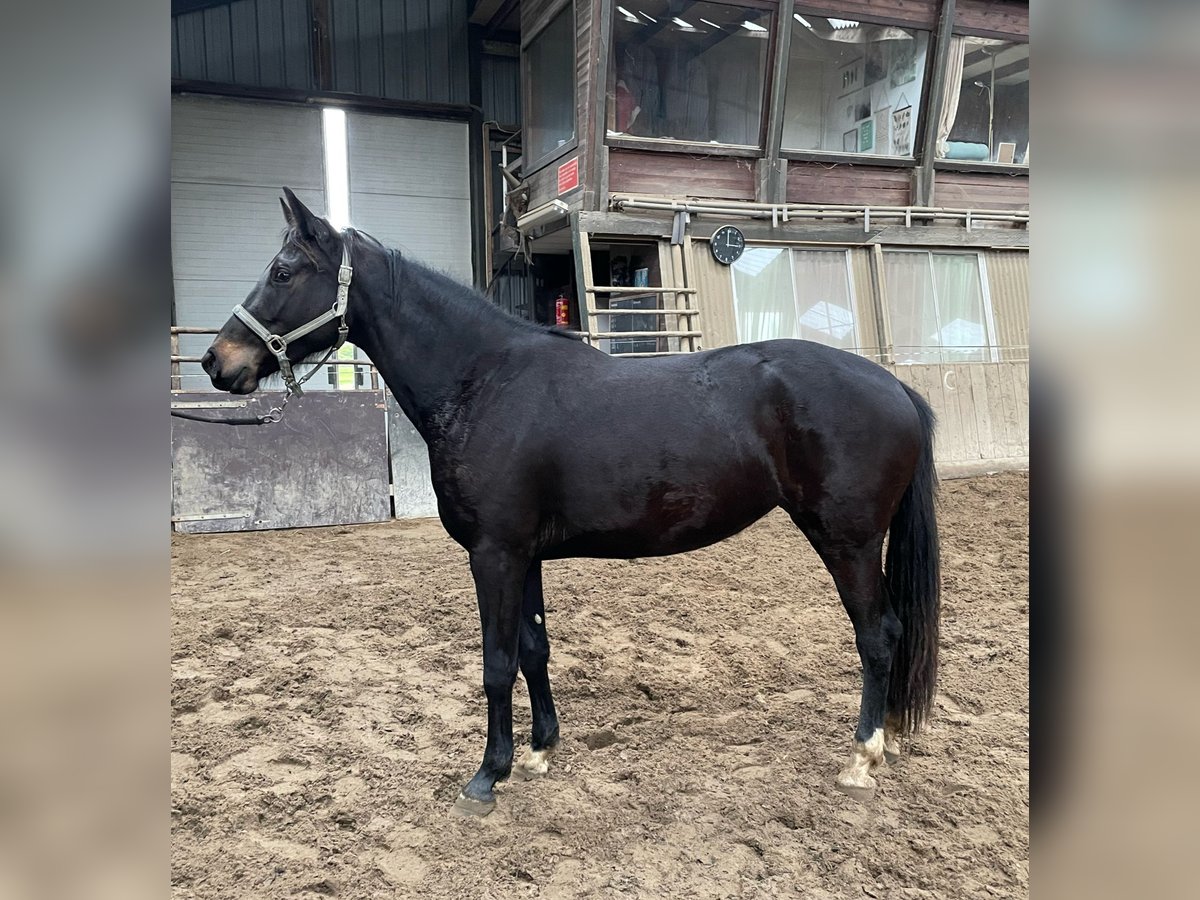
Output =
[{"x1": 885, "y1": 384, "x2": 941, "y2": 734}]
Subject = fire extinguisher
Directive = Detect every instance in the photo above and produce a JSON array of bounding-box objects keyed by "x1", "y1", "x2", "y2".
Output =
[{"x1": 554, "y1": 292, "x2": 570, "y2": 327}]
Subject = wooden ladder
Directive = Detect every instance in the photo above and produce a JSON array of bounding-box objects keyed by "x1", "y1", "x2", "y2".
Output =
[{"x1": 570, "y1": 218, "x2": 703, "y2": 357}]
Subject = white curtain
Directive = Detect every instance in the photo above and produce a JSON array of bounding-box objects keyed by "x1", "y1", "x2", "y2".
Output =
[
  {"x1": 936, "y1": 36, "x2": 968, "y2": 158},
  {"x1": 731, "y1": 249, "x2": 796, "y2": 343},
  {"x1": 793, "y1": 251, "x2": 857, "y2": 350}
]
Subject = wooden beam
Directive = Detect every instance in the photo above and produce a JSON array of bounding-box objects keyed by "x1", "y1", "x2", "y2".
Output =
[
  {"x1": 587, "y1": 0, "x2": 615, "y2": 212},
  {"x1": 760, "y1": 0, "x2": 795, "y2": 204},
  {"x1": 914, "y1": 0, "x2": 958, "y2": 207}
]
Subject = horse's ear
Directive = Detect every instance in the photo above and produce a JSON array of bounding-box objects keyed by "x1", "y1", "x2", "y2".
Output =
[
  {"x1": 282, "y1": 186, "x2": 334, "y2": 254},
  {"x1": 280, "y1": 195, "x2": 297, "y2": 227}
]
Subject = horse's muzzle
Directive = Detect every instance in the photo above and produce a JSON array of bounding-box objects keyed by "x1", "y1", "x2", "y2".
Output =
[{"x1": 202, "y1": 344, "x2": 261, "y2": 394}]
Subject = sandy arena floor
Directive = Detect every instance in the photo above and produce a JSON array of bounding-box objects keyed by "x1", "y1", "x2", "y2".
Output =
[{"x1": 172, "y1": 472, "x2": 1028, "y2": 899}]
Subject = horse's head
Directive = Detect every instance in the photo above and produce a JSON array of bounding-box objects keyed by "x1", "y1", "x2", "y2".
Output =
[{"x1": 202, "y1": 187, "x2": 348, "y2": 394}]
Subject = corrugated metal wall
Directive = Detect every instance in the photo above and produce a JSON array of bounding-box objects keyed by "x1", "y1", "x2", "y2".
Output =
[
  {"x1": 481, "y1": 52, "x2": 520, "y2": 126},
  {"x1": 171, "y1": 95, "x2": 326, "y2": 381},
  {"x1": 345, "y1": 111, "x2": 473, "y2": 284},
  {"x1": 172, "y1": 0, "x2": 472, "y2": 105},
  {"x1": 687, "y1": 241, "x2": 737, "y2": 351},
  {"x1": 983, "y1": 250, "x2": 1030, "y2": 362},
  {"x1": 330, "y1": 0, "x2": 470, "y2": 104},
  {"x1": 172, "y1": 0, "x2": 314, "y2": 90}
]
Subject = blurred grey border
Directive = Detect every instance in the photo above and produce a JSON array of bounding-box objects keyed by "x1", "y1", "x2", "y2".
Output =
[
  {"x1": 0, "y1": 0, "x2": 1198, "y2": 897},
  {"x1": 1036, "y1": 2, "x2": 1200, "y2": 898},
  {"x1": 0, "y1": 1, "x2": 167, "y2": 898}
]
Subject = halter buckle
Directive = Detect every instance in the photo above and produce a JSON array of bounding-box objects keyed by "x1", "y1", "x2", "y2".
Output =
[
  {"x1": 338, "y1": 264, "x2": 353, "y2": 286},
  {"x1": 266, "y1": 335, "x2": 287, "y2": 355}
]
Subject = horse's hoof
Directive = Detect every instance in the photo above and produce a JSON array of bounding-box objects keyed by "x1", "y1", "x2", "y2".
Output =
[
  {"x1": 883, "y1": 748, "x2": 902, "y2": 765},
  {"x1": 453, "y1": 792, "x2": 496, "y2": 817},
  {"x1": 834, "y1": 780, "x2": 877, "y2": 803},
  {"x1": 512, "y1": 747, "x2": 552, "y2": 781}
]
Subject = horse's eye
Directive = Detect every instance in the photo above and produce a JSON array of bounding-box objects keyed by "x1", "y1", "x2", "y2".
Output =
[{"x1": 273, "y1": 268, "x2": 291, "y2": 284}]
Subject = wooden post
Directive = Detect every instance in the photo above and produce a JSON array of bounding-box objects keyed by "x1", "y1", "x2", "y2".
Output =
[
  {"x1": 586, "y1": 0, "x2": 615, "y2": 212},
  {"x1": 871, "y1": 244, "x2": 895, "y2": 365},
  {"x1": 170, "y1": 332, "x2": 181, "y2": 391},
  {"x1": 914, "y1": 0, "x2": 958, "y2": 207},
  {"x1": 760, "y1": 0, "x2": 795, "y2": 204}
]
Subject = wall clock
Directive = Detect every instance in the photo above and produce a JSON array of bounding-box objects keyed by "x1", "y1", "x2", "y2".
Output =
[{"x1": 710, "y1": 225, "x2": 745, "y2": 266}]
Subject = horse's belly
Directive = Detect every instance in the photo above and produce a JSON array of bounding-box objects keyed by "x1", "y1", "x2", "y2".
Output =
[{"x1": 544, "y1": 493, "x2": 777, "y2": 560}]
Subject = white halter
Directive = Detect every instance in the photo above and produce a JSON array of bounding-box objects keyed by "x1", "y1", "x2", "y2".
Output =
[{"x1": 231, "y1": 237, "x2": 353, "y2": 395}]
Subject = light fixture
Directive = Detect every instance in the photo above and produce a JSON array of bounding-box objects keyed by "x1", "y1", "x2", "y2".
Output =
[
  {"x1": 699, "y1": 18, "x2": 721, "y2": 29},
  {"x1": 741, "y1": 20, "x2": 767, "y2": 32},
  {"x1": 516, "y1": 199, "x2": 569, "y2": 232},
  {"x1": 793, "y1": 13, "x2": 812, "y2": 28},
  {"x1": 321, "y1": 108, "x2": 350, "y2": 229}
]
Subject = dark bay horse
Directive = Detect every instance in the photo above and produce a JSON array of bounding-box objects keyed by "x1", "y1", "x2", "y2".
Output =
[{"x1": 201, "y1": 189, "x2": 940, "y2": 815}]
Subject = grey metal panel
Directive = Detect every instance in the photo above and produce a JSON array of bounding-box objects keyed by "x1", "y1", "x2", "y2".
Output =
[
  {"x1": 202, "y1": 5, "x2": 235, "y2": 82},
  {"x1": 329, "y1": 0, "x2": 470, "y2": 103},
  {"x1": 172, "y1": 95, "x2": 324, "y2": 186},
  {"x1": 481, "y1": 53, "x2": 520, "y2": 125},
  {"x1": 172, "y1": 0, "x2": 313, "y2": 91},
  {"x1": 229, "y1": 0, "x2": 260, "y2": 85},
  {"x1": 280, "y1": 0, "x2": 312, "y2": 89},
  {"x1": 256, "y1": 0, "x2": 288, "y2": 87},
  {"x1": 171, "y1": 391, "x2": 392, "y2": 532},
  {"x1": 172, "y1": 96, "x2": 326, "y2": 363},
  {"x1": 386, "y1": 391, "x2": 440, "y2": 519},
  {"x1": 175, "y1": 11, "x2": 208, "y2": 80},
  {"x1": 346, "y1": 113, "x2": 469, "y2": 197},
  {"x1": 345, "y1": 112, "x2": 473, "y2": 283}
]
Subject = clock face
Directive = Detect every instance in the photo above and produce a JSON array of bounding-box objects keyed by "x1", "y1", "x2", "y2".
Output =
[{"x1": 710, "y1": 225, "x2": 745, "y2": 266}]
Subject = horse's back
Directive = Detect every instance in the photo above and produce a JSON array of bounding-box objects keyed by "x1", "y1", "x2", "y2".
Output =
[{"x1": 508, "y1": 338, "x2": 925, "y2": 558}]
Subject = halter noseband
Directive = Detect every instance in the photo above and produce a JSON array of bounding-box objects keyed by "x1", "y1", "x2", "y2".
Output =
[{"x1": 231, "y1": 235, "x2": 353, "y2": 397}]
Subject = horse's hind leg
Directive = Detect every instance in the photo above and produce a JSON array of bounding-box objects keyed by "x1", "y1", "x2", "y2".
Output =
[
  {"x1": 816, "y1": 536, "x2": 902, "y2": 800},
  {"x1": 514, "y1": 561, "x2": 560, "y2": 779}
]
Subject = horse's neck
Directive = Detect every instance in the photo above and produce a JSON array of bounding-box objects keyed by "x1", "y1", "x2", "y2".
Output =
[{"x1": 348, "y1": 248, "x2": 511, "y2": 442}]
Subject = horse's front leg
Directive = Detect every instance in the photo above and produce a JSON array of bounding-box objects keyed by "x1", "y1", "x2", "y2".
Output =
[{"x1": 455, "y1": 543, "x2": 528, "y2": 817}]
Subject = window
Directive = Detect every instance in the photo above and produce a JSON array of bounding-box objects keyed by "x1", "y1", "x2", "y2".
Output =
[
  {"x1": 782, "y1": 14, "x2": 930, "y2": 158},
  {"x1": 936, "y1": 37, "x2": 1028, "y2": 164},
  {"x1": 884, "y1": 250, "x2": 996, "y2": 364},
  {"x1": 731, "y1": 247, "x2": 858, "y2": 349},
  {"x1": 525, "y1": 6, "x2": 576, "y2": 167},
  {"x1": 609, "y1": 1, "x2": 771, "y2": 147}
]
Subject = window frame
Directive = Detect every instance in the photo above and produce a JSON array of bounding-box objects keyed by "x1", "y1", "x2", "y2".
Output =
[
  {"x1": 521, "y1": 0, "x2": 580, "y2": 176},
  {"x1": 934, "y1": 30, "x2": 1029, "y2": 173},
  {"x1": 882, "y1": 247, "x2": 1000, "y2": 365},
  {"x1": 778, "y1": 6, "x2": 937, "y2": 165},
  {"x1": 605, "y1": 0, "x2": 779, "y2": 156},
  {"x1": 729, "y1": 244, "x2": 862, "y2": 352}
]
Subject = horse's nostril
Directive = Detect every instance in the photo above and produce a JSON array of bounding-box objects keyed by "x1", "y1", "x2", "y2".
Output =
[{"x1": 201, "y1": 348, "x2": 217, "y2": 376}]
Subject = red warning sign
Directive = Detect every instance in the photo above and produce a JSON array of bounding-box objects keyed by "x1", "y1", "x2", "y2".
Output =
[{"x1": 557, "y1": 156, "x2": 580, "y2": 195}]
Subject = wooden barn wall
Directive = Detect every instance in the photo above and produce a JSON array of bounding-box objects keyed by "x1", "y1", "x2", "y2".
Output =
[
  {"x1": 328, "y1": 0, "x2": 470, "y2": 104},
  {"x1": 954, "y1": 0, "x2": 1029, "y2": 37},
  {"x1": 609, "y1": 150, "x2": 757, "y2": 201},
  {"x1": 890, "y1": 362, "x2": 1029, "y2": 467},
  {"x1": 173, "y1": 0, "x2": 314, "y2": 90},
  {"x1": 793, "y1": 1, "x2": 939, "y2": 28},
  {"x1": 985, "y1": 249, "x2": 1029, "y2": 362},
  {"x1": 522, "y1": 0, "x2": 597, "y2": 210},
  {"x1": 786, "y1": 162, "x2": 913, "y2": 206},
  {"x1": 934, "y1": 171, "x2": 1029, "y2": 210}
]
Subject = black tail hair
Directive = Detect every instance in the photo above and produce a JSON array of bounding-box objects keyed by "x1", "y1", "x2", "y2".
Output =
[{"x1": 885, "y1": 384, "x2": 941, "y2": 734}]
